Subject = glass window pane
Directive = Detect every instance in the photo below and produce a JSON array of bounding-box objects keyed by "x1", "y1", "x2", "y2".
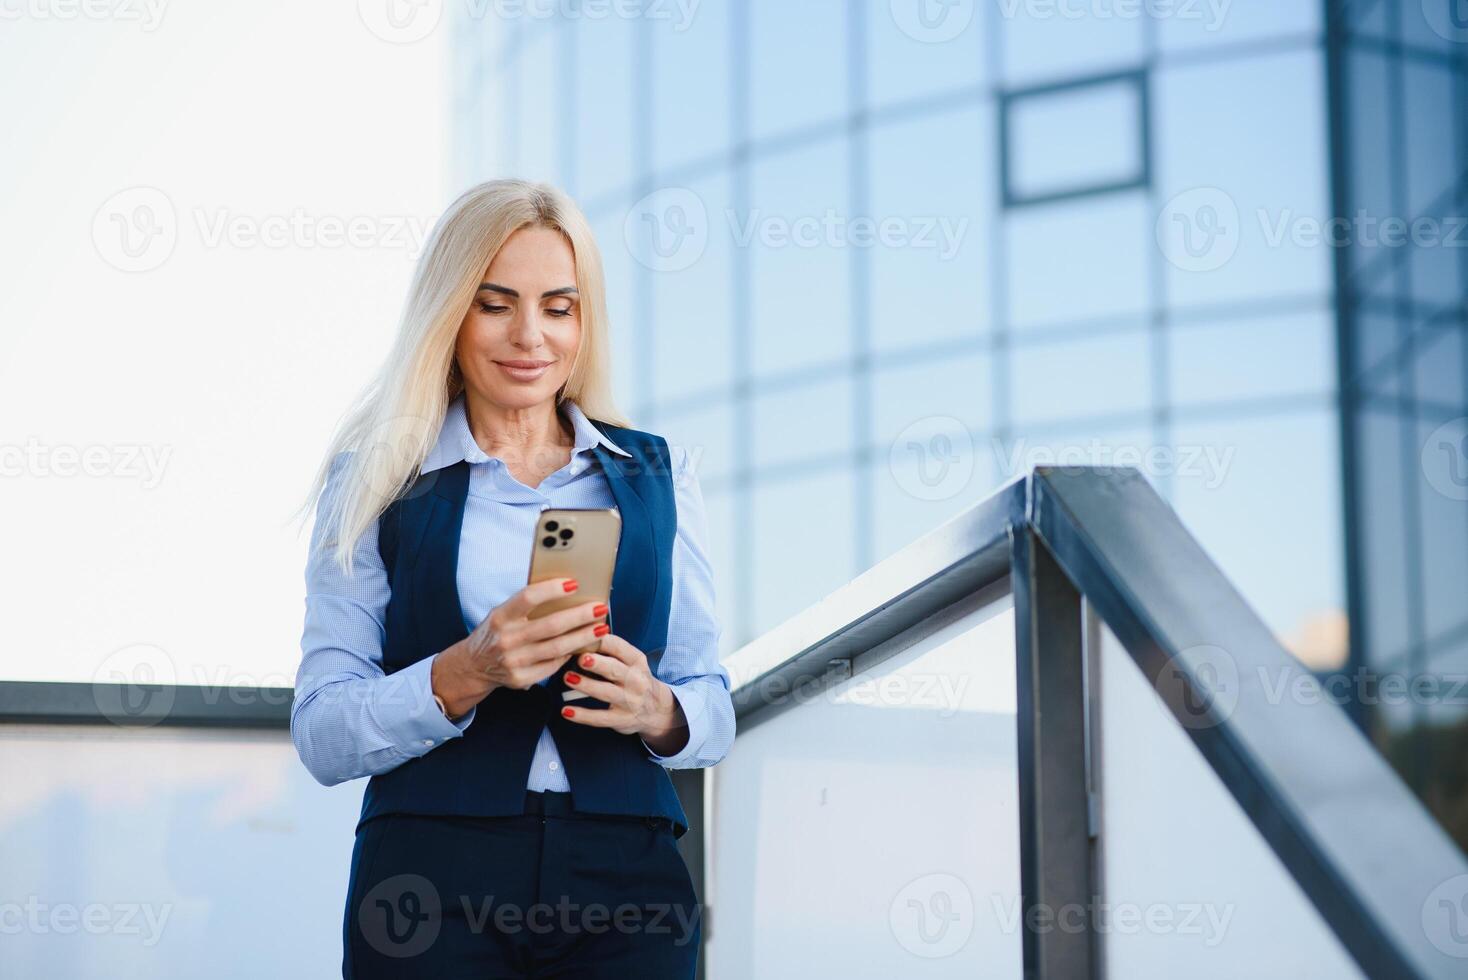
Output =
[
  {"x1": 1403, "y1": 60, "x2": 1459, "y2": 218},
  {"x1": 651, "y1": 3, "x2": 731, "y2": 173},
  {"x1": 700, "y1": 487, "x2": 743, "y2": 655},
  {"x1": 750, "y1": 468, "x2": 856, "y2": 634},
  {"x1": 748, "y1": 0, "x2": 848, "y2": 142},
  {"x1": 1007, "y1": 76, "x2": 1143, "y2": 203},
  {"x1": 1154, "y1": 51, "x2": 1332, "y2": 311},
  {"x1": 1168, "y1": 410, "x2": 1346, "y2": 666},
  {"x1": 1010, "y1": 328, "x2": 1152, "y2": 426},
  {"x1": 869, "y1": 102, "x2": 995, "y2": 352},
  {"x1": 1096, "y1": 619, "x2": 1366, "y2": 978},
  {"x1": 751, "y1": 376, "x2": 855, "y2": 472},
  {"x1": 872, "y1": 349, "x2": 993, "y2": 450},
  {"x1": 1346, "y1": 50, "x2": 1395, "y2": 284},
  {"x1": 1417, "y1": 415, "x2": 1468, "y2": 648},
  {"x1": 1358, "y1": 407, "x2": 1415, "y2": 671},
  {"x1": 988, "y1": 425, "x2": 1153, "y2": 491},
  {"x1": 515, "y1": 24, "x2": 564, "y2": 183},
  {"x1": 1006, "y1": 192, "x2": 1151, "y2": 329},
  {"x1": 1155, "y1": 0, "x2": 1320, "y2": 53},
  {"x1": 571, "y1": 13, "x2": 637, "y2": 200},
  {"x1": 867, "y1": 449, "x2": 1001, "y2": 566},
  {"x1": 1413, "y1": 323, "x2": 1467, "y2": 409},
  {"x1": 748, "y1": 137, "x2": 853, "y2": 375},
  {"x1": 1170, "y1": 310, "x2": 1336, "y2": 408},
  {"x1": 1400, "y1": 0, "x2": 1468, "y2": 52},
  {"x1": 592, "y1": 208, "x2": 645, "y2": 409},
  {"x1": 655, "y1": 396, "x2": 738, "y2": 486},
  {"x1": 709, "y1": 593, "x2": 1020, "y2": 976},
  {"x1": 867, "y1": 0, "x2": 987, "y2": 109},
  {"x1": 0, "y1": 728, "x2": 365, "y2": 976},
  {"x1": 1000, "y1": 4, "x2": 1144, "y2": 87},
  {"x1": 648, "y1": 172, "x2": 737, "y2": 403}
]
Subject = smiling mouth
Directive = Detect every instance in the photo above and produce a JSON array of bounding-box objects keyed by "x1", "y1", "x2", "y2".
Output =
[{"x1": 494, "y1": 360, "x2": 553, "y2": 380}]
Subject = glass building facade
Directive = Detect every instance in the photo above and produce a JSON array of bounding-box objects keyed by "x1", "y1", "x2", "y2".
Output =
[{"x1": 450, "y1": 0, "x2": 1467, "y2": 847}]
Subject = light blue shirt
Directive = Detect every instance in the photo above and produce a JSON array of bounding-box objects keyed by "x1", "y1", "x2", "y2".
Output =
[{"x1": 291, "y1": 395, "x2": 735, "y2": 791}]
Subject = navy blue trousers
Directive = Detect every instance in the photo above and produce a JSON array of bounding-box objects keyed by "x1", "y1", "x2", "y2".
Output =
[{"x1": 342, "y1": 791, "x2": 702, "y2": 978}]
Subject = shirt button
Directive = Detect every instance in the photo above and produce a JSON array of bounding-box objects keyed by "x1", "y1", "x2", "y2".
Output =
[
  {"x1": 548, "y1": 761, "x2": 560, "y2": 771},
  {"x1": 422, "y1": 739, "x2": 434, "y2": 747}
]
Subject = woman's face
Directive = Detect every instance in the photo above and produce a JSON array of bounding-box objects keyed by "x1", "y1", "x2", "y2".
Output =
[{"x1": 455, "y1": 224, "x2": 581, "y2": 411}]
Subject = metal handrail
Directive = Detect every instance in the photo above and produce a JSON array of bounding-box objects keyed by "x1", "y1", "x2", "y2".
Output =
[{"x1": 721, "y1": 466, "x2": 1467, "y2": 980}]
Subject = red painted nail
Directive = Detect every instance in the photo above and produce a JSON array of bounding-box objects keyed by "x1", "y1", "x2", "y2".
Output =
[
  {"x1": 562, "y1": 707, "x2": 575, "y2": 718},
  {"x1": 582, "y1": 654, "x2": 595, "y2": 667},
  {"x1": 592, "y1": 602, "x2": 608, "y2": 617},
  {"x1": 563, "y1": 579, "x2": 578, "y2": 593},
  {"x1": 565, "y1": 672, "x2": 581, "y2": 685},
  {"x1": 593, "y1": 624, "x2": 609, "y2": 637}
]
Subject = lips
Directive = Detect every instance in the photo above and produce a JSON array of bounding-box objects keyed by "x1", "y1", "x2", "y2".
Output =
[{"x1": 494, "y1": 360, "x2": 552, "y2": 381}]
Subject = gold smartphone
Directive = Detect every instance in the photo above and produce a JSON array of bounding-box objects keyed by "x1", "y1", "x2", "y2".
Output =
[{"x1": 525, "y1": 507, "x2": 620, "y2": 669}]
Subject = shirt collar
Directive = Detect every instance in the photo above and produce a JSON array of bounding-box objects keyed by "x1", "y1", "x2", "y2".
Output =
[{"x1": 421, "y1": 394, "x2": 631, "y2": 475}]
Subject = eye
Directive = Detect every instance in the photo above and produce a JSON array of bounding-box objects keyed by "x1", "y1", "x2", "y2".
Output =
[
  {"x1": 546, "y1": 307, "x2": 574, "y2": 318},
  {"x1": 478, "y1": 302, "x2": 509, "y2": 314}
]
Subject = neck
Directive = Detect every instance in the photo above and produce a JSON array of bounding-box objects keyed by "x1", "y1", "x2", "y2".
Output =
[{"x1": 461, "y1": 390, "x2": 573, "y2": 457}]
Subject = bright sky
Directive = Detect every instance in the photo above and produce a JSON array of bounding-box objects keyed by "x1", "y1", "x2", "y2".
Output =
[{"x1": 0, "y1": 2, "x2": 449, "y2": 686}]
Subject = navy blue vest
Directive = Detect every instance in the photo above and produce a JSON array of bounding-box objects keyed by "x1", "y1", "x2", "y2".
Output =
[{"x1": 356, "y1": 418, "x2": 689, "y2": 838}]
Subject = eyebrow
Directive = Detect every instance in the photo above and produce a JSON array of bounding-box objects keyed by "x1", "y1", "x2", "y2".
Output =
[{"x1": 478, "y1": 282, "x2": 579, "y2": 299}]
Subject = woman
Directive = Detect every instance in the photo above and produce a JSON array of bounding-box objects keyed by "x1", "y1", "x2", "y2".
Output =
[{"x1": 291, "y1": 178, "x2": 735, "y2": 979}]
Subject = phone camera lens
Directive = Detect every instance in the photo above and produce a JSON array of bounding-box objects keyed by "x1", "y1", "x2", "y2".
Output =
[
  {"x1": 541, "y1": 535, "x2": 557, "y2": 548},
  {"x1": 544, "y1": 520, "x2": 559, "y2": 532},
  {"x1": 559, "y1": 528, "x2": 574, "y2": 540}
]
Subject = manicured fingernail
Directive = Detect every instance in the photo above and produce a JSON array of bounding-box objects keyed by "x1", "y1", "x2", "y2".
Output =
[
  {"x1": 582, "y1": 654, "x2": 595, "y2": 667},
  {"x1": 563, "y1": 579, "x2": 578, "y2": 593},
  {"x1": 562, "y1": 707, "x2": 575, "y2": 718},
  {"x1": 593, "y1": 624, "x2": 610, "y2": 637},
  {"x1": 565, "y1": 672, "x2": 581, "y2": 685},
  {"x1": 592, "y1": 602, "x2": 608, "y2": 617}
]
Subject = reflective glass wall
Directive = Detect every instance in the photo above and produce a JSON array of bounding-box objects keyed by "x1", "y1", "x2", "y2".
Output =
[
  {"x1": 450, "y1": 0, "x2": 1468, "y2": 847},
  {"x1": 1333, "y1": 0, "x2": 1468, "y2": 847}
]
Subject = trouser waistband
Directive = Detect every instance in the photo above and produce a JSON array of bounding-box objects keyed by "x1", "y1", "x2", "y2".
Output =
[{"x1": 522, "y1": 790, "x2": 676, "y2": 832}]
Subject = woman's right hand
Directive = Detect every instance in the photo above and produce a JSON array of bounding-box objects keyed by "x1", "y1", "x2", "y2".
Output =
[{"x1": 430, "y1": 577, "x2": 609, "y2": 719}]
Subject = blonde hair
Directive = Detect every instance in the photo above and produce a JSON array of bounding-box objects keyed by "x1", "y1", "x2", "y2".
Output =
[{"x1": 304, "y1": 178, "x2": 631, "y2": 573}]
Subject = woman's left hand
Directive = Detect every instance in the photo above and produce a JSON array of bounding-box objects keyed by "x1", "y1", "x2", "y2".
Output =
[{"x1": 561, "y1": 633, "x2": 688, "y2": 755}]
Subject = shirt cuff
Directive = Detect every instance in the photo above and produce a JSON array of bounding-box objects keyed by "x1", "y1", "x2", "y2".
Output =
[
  {"x1": 641, "y1": 682, "x2": 708, "y2": 768},
  {"x1": 376, "y1": 653, "x2": 476, "y2": 755}
]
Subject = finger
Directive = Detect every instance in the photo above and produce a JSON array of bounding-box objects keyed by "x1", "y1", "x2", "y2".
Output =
[
  {"x1": 564, "y1": 673, "x2": 624, "y2": 705},
  {"x1": 591, "y1": 633, "x2": 645, "y2": 667},
  {"x1": 561, "y1": 705, "x2": 634, "y2": 728},
  {"x1": 518, "y1": 598, "x2": 608, "y2": 644},
  {"x1": 515, "y1": 622, "x2": 607, "y2": 666},
  {"x1": 498, "y1": 577, "x2": 581, "y2": 622},
  {"x1": 571, "y1": 652, "x2": 628, "y2": 682}
]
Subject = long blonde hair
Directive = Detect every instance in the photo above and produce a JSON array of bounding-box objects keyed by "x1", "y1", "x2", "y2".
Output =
[{"x1": 305, "y1": 178, "x2": 631, "y2": 574}]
